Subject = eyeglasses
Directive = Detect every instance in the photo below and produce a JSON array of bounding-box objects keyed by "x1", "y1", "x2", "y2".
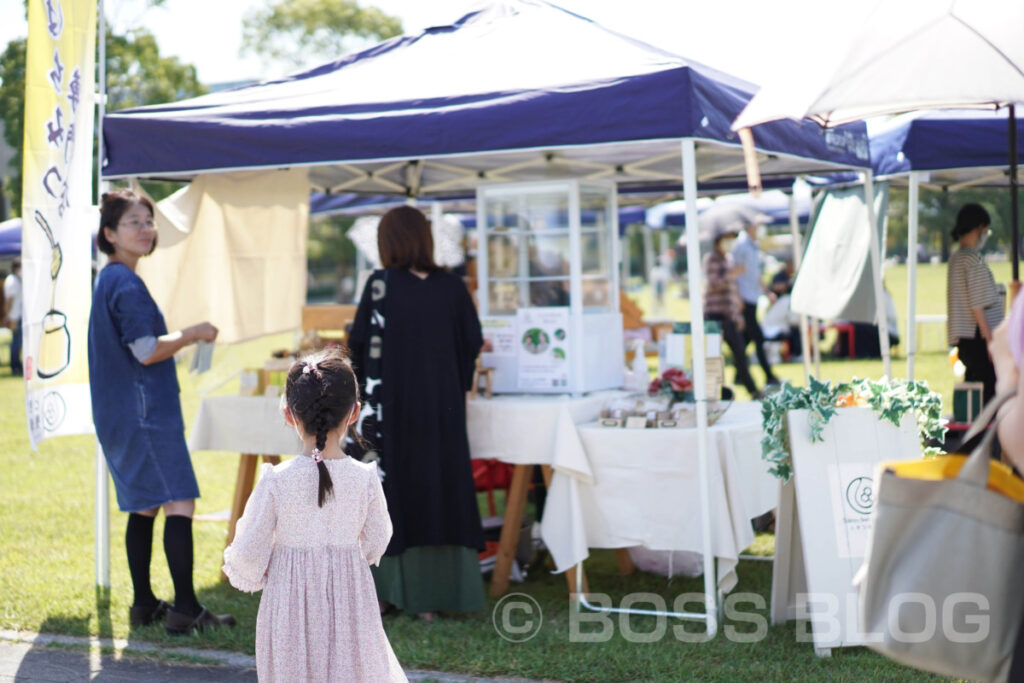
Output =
[{"x1": 118, "y1": 218, "x2": 155, "y2": 230}]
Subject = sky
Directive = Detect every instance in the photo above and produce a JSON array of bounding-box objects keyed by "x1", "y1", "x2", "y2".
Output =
[{"x1": 0, "y1": 0, "x2": 871, "y2": 88}]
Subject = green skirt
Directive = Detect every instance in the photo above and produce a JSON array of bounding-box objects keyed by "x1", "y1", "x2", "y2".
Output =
[{"x1": 371, "y1": 545, "x2": 486, "y2": 614}]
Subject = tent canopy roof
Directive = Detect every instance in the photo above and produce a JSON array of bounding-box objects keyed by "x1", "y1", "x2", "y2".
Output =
[
  {"x1": 870, "y1": 108, "x2": 1024, "y2": 189},
  {"x1": 102, "y1": 0, "x2": 868, "y2": 196}
]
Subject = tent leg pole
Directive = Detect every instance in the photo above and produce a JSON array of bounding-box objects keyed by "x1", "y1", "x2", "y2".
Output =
[
  {"x1": 863, "y1": 172, "x2": 892, "y2": 378},
  {"x1": 95, "y1": 442, "x2": 110, "y2": 588},
  {"x1": 642, "y1": 224, "x2": 655, "y2": 289},
  {"x1": 789, "y1": 180, "x2": 812, "y2": 384},
  {"x1": 682, "y1": 138, "x2": 717, "y2": 639},
  {"x1": 906, "y1": 172, "x2": 920, "y2": 380},
  {"x1": 1010, "y1": 104, "x2": 1020, "y2": 296},
  {"x1": 621, "y1": 226, "x2": 631, "y2": 290}
]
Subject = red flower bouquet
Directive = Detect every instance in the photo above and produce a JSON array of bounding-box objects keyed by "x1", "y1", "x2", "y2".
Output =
[{"x1": 648, "y1": 367, "x2": 695, "y2": 404}]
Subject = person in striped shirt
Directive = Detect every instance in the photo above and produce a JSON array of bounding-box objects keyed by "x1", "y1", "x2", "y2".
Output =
[
  {"x1": 946, "y1": 203, "x2": 1004, "y2": 404},
  {"x1": 703, "y1": 227, "x2": 761, "y2": 399}
]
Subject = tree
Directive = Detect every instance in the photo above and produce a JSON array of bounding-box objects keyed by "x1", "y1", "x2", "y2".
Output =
[
  {"x1": 242, "y1": 0, "x2": 403, "y2": 71},
  {"x1": 0, "y1": 38, "x2": 27, "y2": 215},
  {"x1": 0, "y1": 24, "x2": 205, "y2": 215},
  {"x1": 105, "y1": 30, "x2": 206, "y2": 112}
]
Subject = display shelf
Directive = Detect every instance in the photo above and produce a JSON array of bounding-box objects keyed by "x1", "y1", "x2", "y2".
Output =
[{"x1": 477, "y1": 180, "x2": 623, "y2": 394}]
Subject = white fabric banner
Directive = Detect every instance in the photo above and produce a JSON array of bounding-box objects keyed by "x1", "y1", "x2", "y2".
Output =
[
  {"x1": 135, "y1": 169, "x2": 310, "y2": 344},
  {"x1": 20, "y1": 0, "x2": 97, "y2": 447},
  {"x1": 791, "y1": 183, "x2": 888, "y2": 324}
]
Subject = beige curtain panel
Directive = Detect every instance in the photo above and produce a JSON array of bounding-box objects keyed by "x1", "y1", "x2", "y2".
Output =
[{"x1": 135, "y1": 169, "x2": 310, "y2": 344}]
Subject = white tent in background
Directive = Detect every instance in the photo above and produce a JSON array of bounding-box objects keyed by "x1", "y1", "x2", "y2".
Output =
[{"x1": 734, "y1": 0, "x2": 1024, "y2": 380}]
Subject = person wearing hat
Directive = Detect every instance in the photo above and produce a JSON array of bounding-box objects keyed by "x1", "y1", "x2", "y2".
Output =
[
  {"x1": 732, "y1": 221, "x2": 781, "y2": 386},
  {"x1": 947, "y1": 203, "x2": 1003, "y2": 404},
  {"x1": 703, "y1": 225, "x2": 761, "y2": 399}
]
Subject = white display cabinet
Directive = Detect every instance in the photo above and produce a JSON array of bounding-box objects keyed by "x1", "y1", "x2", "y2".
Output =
[{"x1": 476, "y1": 180, "x2": 624, "y2": 394}]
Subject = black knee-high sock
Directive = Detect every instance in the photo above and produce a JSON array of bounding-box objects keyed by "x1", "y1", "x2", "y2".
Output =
[
  {"x1": 163, "y1": 515, "x2": 201, "y2": 617},
  {"x1": 126, "y1": 513, "x2": 158, "y2": 607}
]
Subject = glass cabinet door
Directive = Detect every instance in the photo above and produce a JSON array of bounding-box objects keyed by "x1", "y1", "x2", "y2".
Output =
[{"x1": 480, "y1": 181, "x2": 617, "y2": 315}]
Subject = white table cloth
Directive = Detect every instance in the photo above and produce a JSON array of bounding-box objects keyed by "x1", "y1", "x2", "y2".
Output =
[
  {"x1": 189, "y1": 395, "x2": 300, "y2": 455},
  {"x1": 465, "y1": 390, "x2": 628, "y2": 465},
  {"x1": 191, "y1": 391, "x2": 628, "y2": 463},
  {"x1": 540, "y1": 401, "x2": 777, "y2": 594}
]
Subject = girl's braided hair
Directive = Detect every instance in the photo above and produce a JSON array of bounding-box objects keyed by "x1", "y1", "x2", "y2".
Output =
[{"x1": 284, "y1": 349, "x2": 359, "y2": 507}]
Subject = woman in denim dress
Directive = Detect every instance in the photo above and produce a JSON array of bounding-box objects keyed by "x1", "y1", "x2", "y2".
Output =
[{"x1": 89, "y1": 189, "x2": 234, "y2": 634}]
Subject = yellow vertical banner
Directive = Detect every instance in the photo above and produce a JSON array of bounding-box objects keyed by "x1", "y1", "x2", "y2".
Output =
[{"x1": 21, "y1": 0, "x2": 97, "y2": 447}]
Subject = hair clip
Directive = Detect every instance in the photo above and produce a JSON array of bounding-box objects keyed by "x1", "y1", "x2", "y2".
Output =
[
  {"x1": 312, "y1": 448, "x2": 324, "y2": 463},
  {"x1": 302, "y1": 362, "x2": 323, "y2": 379}
]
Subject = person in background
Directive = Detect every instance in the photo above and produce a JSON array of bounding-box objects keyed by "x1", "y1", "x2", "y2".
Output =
[
  {"x1": 947, "y1": 203, "x2": 1003, "y2": 404},
  {"x1": 769, "y1": 260, "x2": 795, "y2": 298},
  {"x1": 3, "y1": 257, "x2": 22, "y2": 376},
  {"x1": 649, "y1": 252, "x2": 672, "y2": 315},
  {"x1": 704, "y1": 226, "x2": 761, "y2": 399},
  {"x1": 732, "y1": 221, "x2": 781, "y2": 386},
  {"x1": 348, "y1": 205, "x2": 485, "y2": 622},
  {"x1": 89, "y1": 189, "x2": 235, "y2": 634},
  {"x1": 761, "y1": 291, "x2": 802, "y2": 360}
]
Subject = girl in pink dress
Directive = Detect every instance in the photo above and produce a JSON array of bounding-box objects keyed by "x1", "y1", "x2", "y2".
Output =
[{"x1": 223, "y1": 349, "x2": 406, "y2": 682}]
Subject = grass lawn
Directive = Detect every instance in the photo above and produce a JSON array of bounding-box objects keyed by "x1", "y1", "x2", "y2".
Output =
[{"x1": 0, "y1": 262, "x2": 991, "y2": 680}]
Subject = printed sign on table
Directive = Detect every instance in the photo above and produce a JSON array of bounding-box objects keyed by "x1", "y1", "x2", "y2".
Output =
[
  {"x1": 515, "y1": 307, "x2": 570, "y2": 390},
  {"x1": 481, "y1": 317, "x2": 517, "y2": 357}
]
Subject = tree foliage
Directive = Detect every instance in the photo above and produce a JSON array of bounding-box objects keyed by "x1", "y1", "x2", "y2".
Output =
[
  {"x1": 242, "y1": 0, "x2": 403, "y2": 70},
  {"x1": 885, "y1": 185, "x2": 1020, "y2": 263},
  {"x1": 0, "y1": 38, "x2": 27, "y2": 214},
  {"x1": 0, "y1": 22, "x2": 205, "y2": 215},
  {"x1": 105, "y1": 30, "x2": 206, "y2": 112}
]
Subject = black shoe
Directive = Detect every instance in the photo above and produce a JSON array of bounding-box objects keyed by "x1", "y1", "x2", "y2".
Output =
[
  {"x1": 165, "y1": 605, "x2": 237, "y2": 635},
  {"x1": 129, "y1": 599, "x2": 169, "y2": 627}
]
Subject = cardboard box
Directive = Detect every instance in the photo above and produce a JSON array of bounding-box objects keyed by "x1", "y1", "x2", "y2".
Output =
[{"x1": 953, "y1": 382, "x2": 984, "y2": 423}]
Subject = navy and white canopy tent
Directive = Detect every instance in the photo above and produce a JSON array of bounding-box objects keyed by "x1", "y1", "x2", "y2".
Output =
[
  {"x1": 0, "y1": 218, "x2": 20, "y2": 257},
  {"x1": 872, "y1": 109, "x2": 1024, "y2": 188},
  {"x1": 870, "y1": 108, "x2": 1024, "y2": 378},
  {"x1": 102, "y1": 1, "x2": 868, "y2": 194},
  {"x1": 102, "y1": 0, "x2": 871, "y2": 634}
]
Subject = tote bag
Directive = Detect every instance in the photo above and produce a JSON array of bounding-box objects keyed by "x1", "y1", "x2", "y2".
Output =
[{"x1": 855, "y1": 391, "x2": 1024, "y2": 682}]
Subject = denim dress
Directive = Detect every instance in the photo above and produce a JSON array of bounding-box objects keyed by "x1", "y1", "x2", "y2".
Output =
[{"x1": 88, "y1": 263, "x2": 199, "y2": 512}]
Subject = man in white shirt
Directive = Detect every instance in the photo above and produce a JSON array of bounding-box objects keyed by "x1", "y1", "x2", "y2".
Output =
[
  {"x1": 732, "y1": 224, "x2": 780, "y2": 385},
  {"x1": 3, "y1": 258, "x2": 22, "y2": 376}
]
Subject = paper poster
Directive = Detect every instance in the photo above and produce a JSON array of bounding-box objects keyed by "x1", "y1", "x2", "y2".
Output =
[
  {"x1": 515, "y1": 307, "x2": 570, "y2": 390},
  {"x1": 481, "y1": 317, "x2": 517, "y2": 357},
  {"x1": 825, "y1": 462, "x2": 877, "y2": 559}
]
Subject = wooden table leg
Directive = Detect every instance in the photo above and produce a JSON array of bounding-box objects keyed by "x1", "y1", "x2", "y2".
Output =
[
  {"x1": 616, "y1": 548, "x2": 636, "y2": 575},
  {"x1": 490, "y1": 463, "x2": 533, "y2": 597},
  {"x1": 226, "y1": 454, "x2": 259, "y2": 550},
  {"x1": 222, "y1": 454, "x2": 279, "y2": 580}
]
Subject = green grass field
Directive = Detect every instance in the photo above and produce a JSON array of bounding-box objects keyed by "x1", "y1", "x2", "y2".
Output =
[{"x1": 0, "y1": 262, "x2": 995, "y2": 680}]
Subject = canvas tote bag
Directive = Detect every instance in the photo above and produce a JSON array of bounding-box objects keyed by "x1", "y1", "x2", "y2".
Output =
[{"x1": 855, "y1": 390, "x2": 1024, "y2": 682}]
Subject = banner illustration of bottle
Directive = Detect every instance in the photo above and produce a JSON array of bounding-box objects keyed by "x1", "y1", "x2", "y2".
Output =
[{"x1": 34, "y1": 211, "x2": 71, "y2": 379}]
